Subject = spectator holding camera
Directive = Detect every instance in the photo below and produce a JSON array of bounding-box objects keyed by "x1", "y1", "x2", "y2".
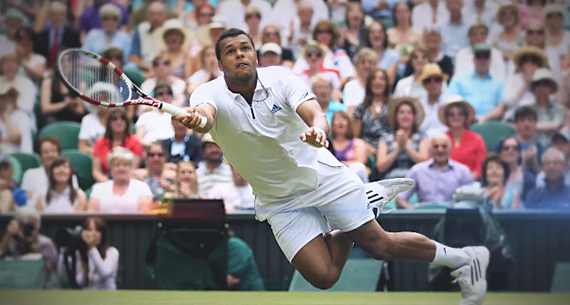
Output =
[
  {"x1": 58, "y1": 217, "x2": 119, "y2": 290},
  {"x1": 35, "y1": 157, "x2": 87, "y2": 214},
  {"x1": 0, "y1": 208, "x2": 58, "y2": 274}
]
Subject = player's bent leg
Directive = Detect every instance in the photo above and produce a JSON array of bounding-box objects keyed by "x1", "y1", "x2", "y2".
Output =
[{"x1": 291, "y1": 232, "x2": 352, "y2": 290}]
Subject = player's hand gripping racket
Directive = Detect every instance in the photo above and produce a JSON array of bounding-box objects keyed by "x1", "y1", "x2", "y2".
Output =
[{"x1": 57, "y1": 49, "x2": 207, "y2": 128}]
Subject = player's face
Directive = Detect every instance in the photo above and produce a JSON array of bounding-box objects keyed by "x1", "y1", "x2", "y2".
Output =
[{"x1": 218, "y1": 35, "x2": 257, "y2": 82}]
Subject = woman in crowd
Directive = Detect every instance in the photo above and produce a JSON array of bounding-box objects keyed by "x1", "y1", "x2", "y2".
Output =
[
  {"x1": 88, "y1": 147, "x2": 153, "y2": 213},
  {"x1": 39, "y1": 52, "x2": 86, "y2": 129},
  {"x1": 503, "y1": 46, "x2": 549, "y2": 121},
  {"x1": 0, "y1": 86, "x2": 32, "y2": 154},
  {"x1": 496, "y1": 136, "x2": 536, "y2": 201},
  {"x1": 92, "y1": 109, "x2": 144, "y2": 183},
  {"x1": 342, "y1": 48, "x2": 378, "y2": 115},
  {"x1": 154, "y1": 19, "x2": 192, "y2": 80},
  {"x1": 245, "y1": 7, "x2": 263, "y2": 48},
  {"x1": 482, "y1": 154, "x2": 521, "y2": 210},
  {"x1": 140, "y1": 52, "x2": 187, "y2": 110},
  {"x1": 294, "y1": 20, "x2": 355, "y2": 86},
  {"x1": 490, "y1": 3, "x2": 525, "y2": 64},
  {"x1": 260, "y1": 24, "x2": 294, "y2": 68},
  {"x1": 386, "y1": 2, "x2": 421, "y2": 48},
  {"x1": 440, "y1": 96, "x2": 487, "y2": 180},
  {"x1": 544, "y1": 4, "x2": 570, "y2": 60},
  {"x1": 353, "y1": 69, "x2": 391, "y2": 156},
  {"x1": 133, "y1": 142, "x2": 176, "y2": 201},
  {"x1": 164, "y1": 161, "x2": 201, "y2": 199},
  {"x1": 58, "y1": 217, "x2": 119, "y2": 290},
  {"x1": 331, "y1": 111, "x2": 369, "y2": 183},
  {"x1": 136, "y1": 83, "x2": 176, "y2": 147},
  {"x1": 297, "y1": 41, "x2": 341, "y2": 94},
  {"x1": 181, "y1": 0, "x2": 215, "y2": 30},
  {"x1": 186, "y1": 3, "x2": 220, "y2": 74},
  {"x1": 36, "y1": 157, "x2": 86, "y2": 213},
  {"x1": 365, "y1": 20, "x2": 399, "y2": 86},
  {"x1": 13, "y1": 27, "x2": 45, "y2": 83},
  {"x1": 376, "y1": 97, "x2": 429, "y2": 179},
  {"x1": 339, "y1": 3, "x2": 367, "y2": 60},
  {"x1": 187, "y1": 45, "x2": 220, "y2": 96},
  {"x1": 393, "y1": 47, "x2": 430, "y2": 100},
  {"x1": 81, "y1": 4, "x2": 131, "y2": 62}
]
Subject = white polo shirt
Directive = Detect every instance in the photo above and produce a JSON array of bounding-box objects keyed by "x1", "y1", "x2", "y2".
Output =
[{"x1": 190, "y1": 66, "x2": 343, "y2": 201}]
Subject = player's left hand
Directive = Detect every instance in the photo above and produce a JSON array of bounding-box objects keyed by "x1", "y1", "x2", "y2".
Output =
[{"x1": 300, "y1": 127, "x2": 329, "y2": 148}]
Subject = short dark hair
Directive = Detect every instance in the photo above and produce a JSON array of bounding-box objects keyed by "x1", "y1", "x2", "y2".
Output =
[
  {"x1": 481, "y1": 154, "x2": 510, "y2": 187},
  {"x1": 38, "y1": 136, "x2": 62, "y2": 155},
  {"x1": 513, "y1": 106, "x2": 537, "y2": 122},
  {"x1": 215, "y1": 28, "x2": 255, "y2": 61}
]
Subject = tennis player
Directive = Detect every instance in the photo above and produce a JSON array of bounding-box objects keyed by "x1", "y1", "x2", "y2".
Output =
[{"x1": 173, "y1": 28, "x2": 489, "y2": 304}]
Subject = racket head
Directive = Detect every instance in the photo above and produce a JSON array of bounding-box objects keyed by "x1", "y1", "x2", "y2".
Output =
[{"x1": 57, "y1": 49, "x2": 137, "y2": 108}]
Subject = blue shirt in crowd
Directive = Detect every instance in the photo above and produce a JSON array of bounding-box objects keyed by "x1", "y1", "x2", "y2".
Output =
[
  {"x1": 447, "y1": 71, "x2": 504, "y2": 117},
  {"x1": 525, "y1": 179, "x2": 570, "y2": 209},
  {"x1": 440, "y1": 20, "x2": 471, "y2": 61}
]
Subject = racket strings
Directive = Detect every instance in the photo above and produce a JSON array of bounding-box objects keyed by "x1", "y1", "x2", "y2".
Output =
[{"x1": 60, "y1": 51, "x2": 131, "y2": 106}]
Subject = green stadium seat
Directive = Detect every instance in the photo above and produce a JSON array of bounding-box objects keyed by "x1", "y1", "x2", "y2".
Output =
[
  {"x1": 8, "y1": 152, "x2": 42, "y2": 175},
  {"x1": 551, "y1": 262, "x2": 570, "y2": 292},
  {"x1": 62, "y1": 149, "x2": 94, "y2": 190},
  {"x1": 288, "y1": 259, "x2": 383, "y2": 292},
  {"x1": 6, "y1": 155, "x2": 23, "y2": 185},
  {"x1": 123, "y1": 66, "x2": 145, "y2": 87},
  {"x1": 38, "y1": 121, "x2": 81, "y2": 151},
  {"x1": 471, "y1": 121, "x2": 514, "y2": 152}
]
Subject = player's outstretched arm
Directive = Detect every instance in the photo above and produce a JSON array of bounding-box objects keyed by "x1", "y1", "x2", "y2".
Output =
[
  {"x1": 296, "y1": 99, "x2": 329, "y2": 148},
  {"x1": 172, "y1": 104, "x2": 217, "y2": 133}
]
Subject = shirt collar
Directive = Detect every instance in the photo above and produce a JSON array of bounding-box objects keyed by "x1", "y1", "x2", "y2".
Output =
[
  {"x1": 471, "y1": 71, "x2": 492, "y2": 80},
  {"x1": 427, "y1": 158, "x2": 453, "y2": 169},
  {"x1": 224, "y1": 72, "x2": 270, "y2": 100}
]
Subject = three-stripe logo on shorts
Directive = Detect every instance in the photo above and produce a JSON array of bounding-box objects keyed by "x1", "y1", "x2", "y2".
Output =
[
  {"x1": 470, "y1": 257, "x2": 483, "y2": 285},
  {"x1": 366, "y1": 189, "x2": 384, "y2": 206}
]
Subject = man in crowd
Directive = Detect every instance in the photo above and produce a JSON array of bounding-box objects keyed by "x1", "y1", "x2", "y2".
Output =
[
  {"x1": 440, "y1": 0, "x2": 471, "y2": 62},
  {"x1": 526, "y1": 148, "x2": 570, "y2": 209},
  {"x1": 258, "y1": 43, "x2": 283, "y2": 67},
  {"x1": 196, "y1": 133, "x2": 232, "y2": 195},
  {"x1": 418, "y1": 63, "x2": 448, "y2": 137},
  {"x1": 505, "y1": 106, "x2": 544, "y2": 174},
  {"x1": 311, "y1": 73, "x2": 346, "y2": 126},
  {"x1": 208, "y1": 165, "x2": 255, "y2": 212},
  {"x1": 535, "y1": 132, "x2": 570, "y2": 188},
  {"x1": 397, "y1": 134, "x2": 472, "y2": 208},
  {"x1": 447, "y1": 43, "x2": 505, "y2": 123},
  {"x1": 162, "y1": 120, "x2": 203, "y2": 164}
]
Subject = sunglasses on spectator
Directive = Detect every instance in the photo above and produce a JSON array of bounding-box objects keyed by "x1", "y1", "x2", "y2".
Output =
[
  {"x1": 501, "y1": 145, "x2": 520, "y2": 151},
  {"x1": 423, "y1": 77, "x2": 443, "y2": 84},
  {"x1": 446, "y1": 110, "x2": 465, "y2": 117},
  {"x1": 246, "y1": 13, "x2": 261, "y2": 19},
  {"x1": 526, "y1": 29, "x2": 544, "y2": 35},
  {"x1": 102, "y1": 15, "x2": 119, "y2": 21},
  {"x1": 152, "y1": 60, "x2": 170, "y2": 67},
  {"x1": 148, "y1": 153, "x2": 165, "y2": 157},
  {"x1": 432, "y1": 144, "x2": 448, "y2": 149},
  {"x1": 546, "y1": 12, "x2": 563, "y2": 18},
  {"x1": 316, "y1": 29, "x2": 332, "y2": 34},
  {"x1": 307, "y1": 52, "x2": 323, "y2": 58},
  {"x1": 474, "y1": 52, "x2": 491, "y2": 59},
  {"x1": 521, "y1": 55, "x2": 540, "y2": 64},
  {"x1": 264, "y1": 31, "x2": 279, "y2": 37},
  {"x1": 155, "y1": 90, "x2": 173, "y2": 97},
  {"x1": 110, "y1": 116, "x2": 126, "y2": 122}
]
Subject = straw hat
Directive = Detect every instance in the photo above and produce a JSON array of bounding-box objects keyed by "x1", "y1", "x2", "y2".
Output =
[
  {"x1": 530, "y1": 68, "x2": 558, "y2": 93},
  {"x1": 153, "y1": 19, "x2": 192, "y2": 51},
  {"x1": 387, "y1": 97, "x2": 425, "y2": 129},
  {"x1": 438, "y1": 95, "x2": 475, "y2": 126},
  {"x1": 496, "y1": 3, "x2": 521, "y2": 26},
  {"x1": 418, "y1": 63, "x2": 448, "y2": 83},
  {"x1": 513, "y1": 46, "x2": 548, "y2": 70}
]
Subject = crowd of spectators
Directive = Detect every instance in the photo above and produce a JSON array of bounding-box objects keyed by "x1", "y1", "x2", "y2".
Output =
[{"x1": 1, "y1": 0, "x2": 570, "y2": 215}]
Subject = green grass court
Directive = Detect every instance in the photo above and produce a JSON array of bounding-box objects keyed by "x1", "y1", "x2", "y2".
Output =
[{"x1": 1, "y1": 291, "x2": 569, "y2": 305}]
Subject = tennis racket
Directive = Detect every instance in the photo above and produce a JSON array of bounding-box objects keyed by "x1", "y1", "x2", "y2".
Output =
[{"x1": 57, "y1": 49, "x2": 206, "y2": 128}]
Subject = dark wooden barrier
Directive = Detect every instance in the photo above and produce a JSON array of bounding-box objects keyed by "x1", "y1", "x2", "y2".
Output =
[{"x1": 1, "y1": 210, "x2": 569, "y2": 291}]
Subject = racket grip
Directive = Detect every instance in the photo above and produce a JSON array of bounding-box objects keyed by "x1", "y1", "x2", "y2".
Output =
[{"x1": 161, "y1": 102, "x2": 207, "y2": 128}]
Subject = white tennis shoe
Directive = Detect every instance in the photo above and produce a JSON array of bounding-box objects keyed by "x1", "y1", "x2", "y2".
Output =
[
  {"x1": 451, "y1": 246, "x2": 490, "y2": 305},
  {"x1": 364, "y1": 178, "x2": 415, "y2": 214}
]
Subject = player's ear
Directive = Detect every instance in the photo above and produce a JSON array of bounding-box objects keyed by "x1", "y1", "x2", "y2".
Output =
[{"x1": 218, "y1": 60, "x2": 223, "y2": 72}]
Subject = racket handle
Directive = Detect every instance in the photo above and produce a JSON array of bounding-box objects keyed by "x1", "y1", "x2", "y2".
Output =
[{"x1": 160, "y1": 102, "x2": 207, "y2": 128}]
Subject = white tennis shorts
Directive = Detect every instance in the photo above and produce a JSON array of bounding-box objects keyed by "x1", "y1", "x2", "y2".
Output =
[{"x1": 256, "y1": 162, "x2": 375, "y2": 262}]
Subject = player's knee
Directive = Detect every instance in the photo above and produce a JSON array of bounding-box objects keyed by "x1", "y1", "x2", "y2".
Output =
[{"x1": 307, "y1": 269, "x2": 340, "y2": 290}]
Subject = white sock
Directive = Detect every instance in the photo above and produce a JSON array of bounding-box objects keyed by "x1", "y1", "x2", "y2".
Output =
[{"x1": 431, "y1": 240, "x2": 471, "y2": 269}]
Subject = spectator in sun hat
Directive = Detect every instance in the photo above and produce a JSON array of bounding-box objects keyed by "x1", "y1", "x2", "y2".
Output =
[
  {"x1": 530, "y1": 68, "x2": 565, "y2": 148},
  {"x1": 440, "y1": 95, "x2": 487, "y2": 180},
  {"x1": 376, "y1": 97, "x2": 430, "y2": 180},
  {"x1": 544, "y1": 4, "x2": 569, "y2": 58},
  {"x1": 418, "y1": 63, "x2": 449, "y2": 137},
  {"x1": 489, "y1": 3, "x2": 525, "y2": 64},
  {"x1": 523, "y1": 21, "x2": 561, "y2": 80},
  {"x1": 258, "y1": 43, "x2": 283, "y2": 68},
  {"x1": 0, "y1": 8, "x2": 28, "y2": 57},
  {"x1": 153, "y1": 19, "x2": 193, "y2": 80},
  {"x1": 503, "y1": 45, "x2": 549, "y2": 121},
  {"x1": 447, "y1": 43, "x2": 506, "y2": 124}
]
